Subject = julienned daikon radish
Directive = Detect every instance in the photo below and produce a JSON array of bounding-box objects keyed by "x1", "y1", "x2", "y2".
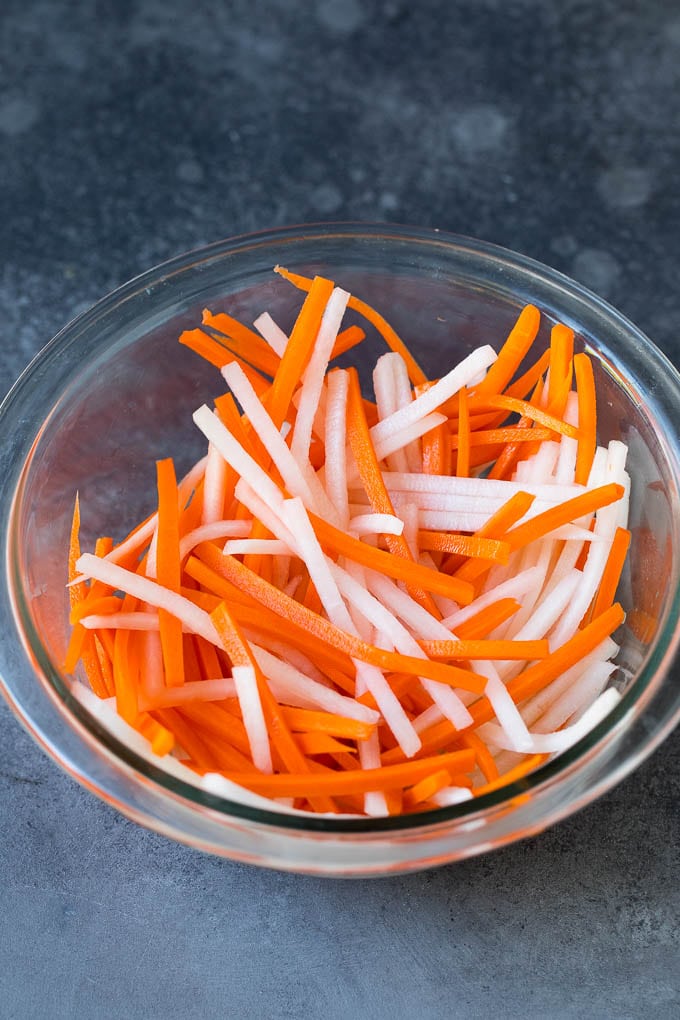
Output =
[{"x1": 67, "y1": 270, "x2": 630, "y2": 818}]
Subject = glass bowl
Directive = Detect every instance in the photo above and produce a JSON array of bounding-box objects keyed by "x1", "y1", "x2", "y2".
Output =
[{"x1": 1, "y1": 223, "x2": 679, "y2": 877}]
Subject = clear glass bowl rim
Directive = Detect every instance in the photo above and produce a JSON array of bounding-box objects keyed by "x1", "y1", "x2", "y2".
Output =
[{"x1": 2, "y1": 220, "x2": 680, "y2": 841}]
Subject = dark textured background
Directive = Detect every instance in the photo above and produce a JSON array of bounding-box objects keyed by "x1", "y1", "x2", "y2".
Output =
[{"x1": 1, "y1": 2, "x2": 679, "y2": 1018}]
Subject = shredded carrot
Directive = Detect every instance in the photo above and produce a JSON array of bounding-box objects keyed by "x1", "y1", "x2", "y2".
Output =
[
  {"x1": 331, "y1": 325, "x2": 366, "y2": 360},
  {"x1": 468, "y1": 394, "x2": 578, "y2": 439},
  {"x1": 403, "y1": 768, "x2": 454, "y2": 809},
  {"x1": 574, "y1": 352, "x2": 597, "y2": 485},
  {"x1": 156, "y1": 458, "x2": 184, "y2": 687},
  {"x1": 221, "y1": 748, "x2": 476, "y2": 798},
  {"x1": 345, "y1": 367, "x2": 444, "y2": 614},
  {"x1": 452, "y1": 426, "x2": 556, "y2": 448},
  {"x1": 275, "y1": 265, "x2": 427, "y2": 385},
  {"x1": 201, "y1": 309, "x2": 282, "y2": 377},
  {"x1": 473, "y1": 304, "x2": 541, "y2": 396},
  {"x1": 422, "y1": 421, "x2": 451, "y2": 476},
  {"x1": 545, "y1": 324, "x2": 574, "y2": 418},
  {"x1": 451, "y1": 598, "x2": 521, "y2": 639},
  {"x1": 455, "y1": 386, "x2": 470, "y2": 477},
  {"x1": 589, "y1": 527, "x2": 631, "y2": 620},
  {"x1": 279, "y1": 706, "x2": 375, "y2": 741},
  {"x1": 419, "y1": 637, "x2": 549, "y2": 661},
  {"x1": 504, "y1": 483, "x2": 624, "y2": 552},
  {"x1": 461, "y1": 731, "x2": 499, "y2": 783},
  {"x1": 66, "y1": 274, "x2": 631, "y2": 819},
  {"x1": 452, "y1": 491, "x2": 535, "y2": 584},
  {"x1": 418, "y1": 531, "x2": 510, "y2": 563},
  {"x1": 179, "y1": 329, "x2": 271, "y2": 396},
  {"x1": 266, "y1": 275, "x2": 334, "y2": 429},
  {"x1": 309, "y1": 510, "x2": 475, "y2": 604},
  {"x1": 190, "y1": 545, "x2": 487, "y2": 694},
  {"x1": 474, "y1": 753, "x2": 547, "y2": 796}
]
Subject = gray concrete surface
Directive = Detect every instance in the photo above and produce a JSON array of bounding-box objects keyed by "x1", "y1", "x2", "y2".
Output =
[{"x1": 1, "y1": 2, "x2": 679, "y2": 1017}]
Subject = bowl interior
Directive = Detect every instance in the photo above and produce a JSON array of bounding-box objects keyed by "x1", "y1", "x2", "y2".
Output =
[{"x1": 5, "y1": 226, "x2": 680, "y2": 838}]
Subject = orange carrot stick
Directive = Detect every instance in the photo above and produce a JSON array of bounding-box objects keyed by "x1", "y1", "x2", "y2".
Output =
[
  {"x1": 452, "y1": 598, "x2": 521, "y2": 640},
  {"x1": 452, "y1": 491, "x2": 535, "y2": 583},
  {"x1": 452, "y1": 426, "x2": 555, "y2": 448},
  {"x1": 330, "y1": 325, "x2": 366, "y2": 360},
  {"x1": 346, "y1": 367, "x2": 445, "y2": 615},
  {"x1": 189, "y1": 546, "x2": 487, "y2": 694},
  {"x1": 403, "y1": 768, "x2": 454, "y2": 808},
  {"x1": 418, "y1": 638, "x2": 549, "y2": 661},
  {"x1": 545, "y1": 323, "x2": 574, "y2": 418},
  {"x1": 574, "y1": 352, "x2": 597, "y2": 485},
  {"x1": 422, "y1": 421, "x2": 451, "y2": 476},
  {"x1": 473, "y1": 753, "x2": 546, "y2": 795},
  {"x1": 202, "y1": 309, "x2": 282, "y2": 377},
  {"x1": 308, "y1": 509, "x2": 475, "y2": 604},
  {"x1": 417, "y1": 532, "x2": 510, "y2": 563},
  {"x1": 503, "y1": 348, "x2": 551, "y2": 401},
  {"x1": 179, "y1": 329, "x2": 271, "y2": 396},
  {"x1": 467, "y1": 393, "x2": 578, "y2": 438},
  {"x1": 275, "y1": 265, "x2": 427, "y2": 385},
  {"x1": 504, "y1": 483, "x2": 624, "y2": 551},
  {"x1": 295, "y1": 733, "x2": 358, "y2": 757},
  {"x1": 461, "y1": 731, "x2": 499, "y2": 783},
  {"x1": 279, "y1": 706, "x2": 375, "y2": 741},
  {"x1": 223, "y1": 748, "x2": 476, "y2": 797},
  {"x1": 473, "y1": 304, "x2": 541, "y2": 396},
  {"x1": 456, "y1": 385, "x2": 470, "y2": 478},
  {"x1": 156, "y1": 458, "x2": 184, "y2": 687},
  {"x1": 265, "y1": 275, "x2": 334, "y2": 429},
  {"x1": 590, "y1": 527, "x2": 631, "y2": 620}
]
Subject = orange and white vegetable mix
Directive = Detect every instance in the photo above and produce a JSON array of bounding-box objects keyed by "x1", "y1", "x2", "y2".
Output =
[{"x1": 67, "y1": 267, "x2": 630, "y2": 817}]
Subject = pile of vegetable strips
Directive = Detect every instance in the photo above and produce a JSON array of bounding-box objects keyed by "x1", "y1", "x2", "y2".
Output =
[{"x1": 67, "y1": 266, "x2": 631, "y2": 818}]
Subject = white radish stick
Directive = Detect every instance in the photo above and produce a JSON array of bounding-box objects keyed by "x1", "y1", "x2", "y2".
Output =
[
  {"x1": 232, "y1": 664, "x2": 272, "y2": 774},
  {"x1": 482, "y1": 688, "x2": 621, "y2": 755},
  {"x1": 517, "y1": 637, "x2": 618, "y2": 728},
  {"x1": 202, "y1": 442, "x2": 230, "y2": 525},
  {"x1": 369, "y1": 345, "x2": 497, "y2": 449},
  {"x1": 253, "y1": 311, "x2": 288, "y2": 357},
  {"x1": 373, "y1": 353, "x2": 410, "y2": 473},
  {"x1": 250, "y1": 644, "x2": 379, "y2": 723},
  {"x1": 358, "y1": 730, "x2": 390, "y2": 817},
  {"x1": 330, "y1": 560, "x2": 473, "y2": 731},
  {"x1": 343, "y1": 412, "x2": 448, "y2": 487},
  {"x1": 442, "y1": 565, "x2": 545, "y2": 630},
  {"x1": 290, "y1": 287, "x2": 349, "y2": 464},
  {"x1": 493, "y1": 569, "x2": 583, "y2": 680},
  {"x1": 392, "y1": 353, "x2": 423, "y2": 473},
  {"x1": 279, "y1": 498, "x2": 421, "y2": 757},
  {"x1": 233, "y1": 479, "x2": 298, "y2": 553},
  {"x1": 223, "y1": 539, "x2": 294, "y2": 557},
  {"x1": 348, "y1": 513, "x2": 404, "y2": 538},
  {"x1": 221, "y1": 362, "x2": 338, "y2": 523},
  {"x1": 139, "y1": 677, "x2": 237, "y2": 710},
  {"x1": 532, "y1": 660, "x2": 616, "y2": 734},
  {"x1": 431, "y1": 787, "x2": 474, "y2": 807},
  {"x1": 193, "y1": 404, "x2": 284, "y2": 513},
  {"x1": 323, "y1": 368, "x2": 351, "y2": 530},
  {"x1": 80, "y1": 612, "x2": 164, "y2": 631},
  {"x1": 179, "y1": 520, "x2": 252, "y2": 562},
  {"x1": 76, "y1": 553, "x2": 221, "y2": 648}
]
